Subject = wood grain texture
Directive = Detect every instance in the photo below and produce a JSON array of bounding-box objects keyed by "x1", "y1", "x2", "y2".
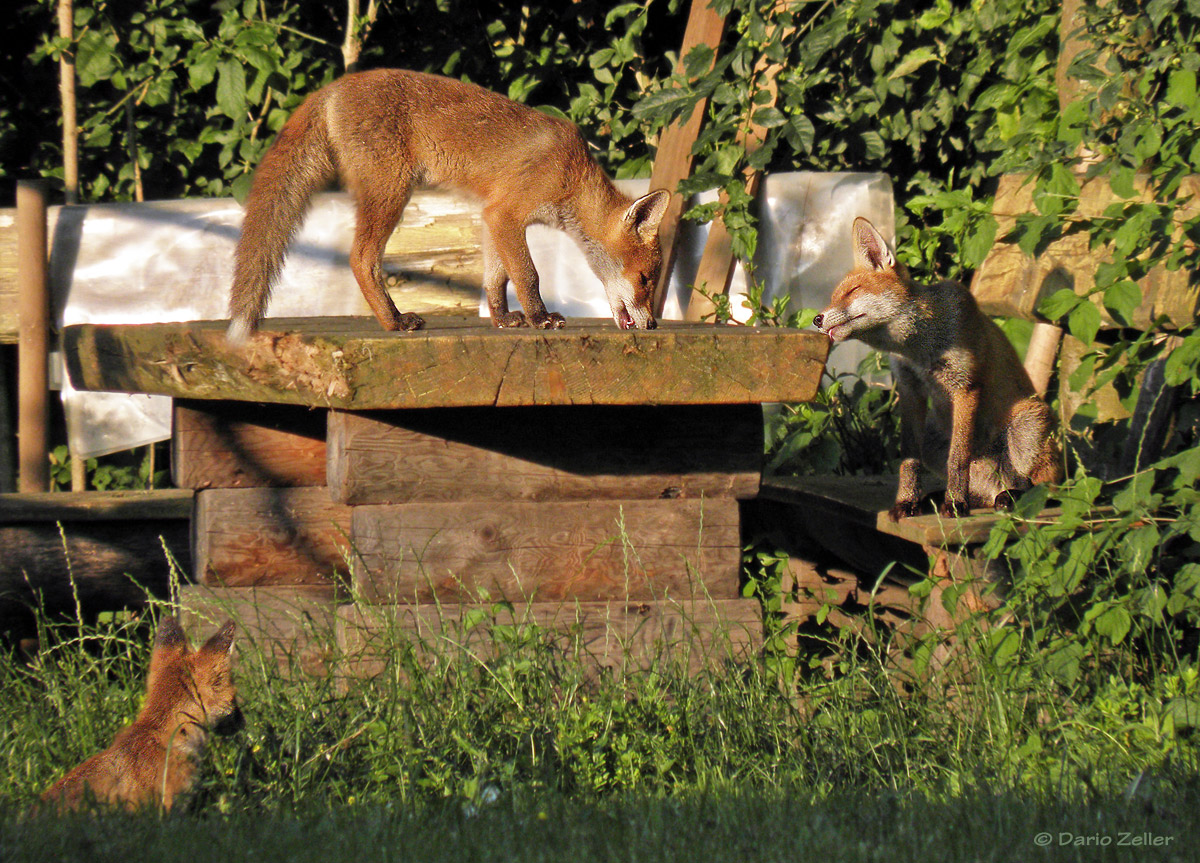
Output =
[
  {"x1": 179, "y1": 584, "x2": 339, "y2": 678},
  {"x1": 172, "y1": 399, "x2": 327, "y2": 489},
  {"x1": 193, "y1": 487, "x2": 353, "y2": 588},
  {"x1": 350, "y1": 498, "x2": 742, "y2": 604},
  {"x1": 337, "y1": 598, "x2": 763, "y2": 681},
  {"x1": 971, "y1": 173, "x2": 1200, "y2": 329},
  {"x1": 647, "y1": 1, "x2": 727, "y2": 314},
  {"x1": 327, "y1": 404, "x2": 762, "y2": 505},
  {"x1": 0, "y1": 490, "x2": 192, "y2": 638},
  {"x1": 63, "y1": 316, "x2": 829, "y2": 409}
]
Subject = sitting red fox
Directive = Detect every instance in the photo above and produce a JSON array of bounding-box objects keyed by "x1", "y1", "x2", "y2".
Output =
[
  {"x1": 814, "y1": 217, "x2": 1061, "y2": 519},
  {"x1": 228, "y1": 68, "x2": 671, "y2": 341},
  {"x1": 40, "y1": 617, "x2": 242, "y2": 812}
]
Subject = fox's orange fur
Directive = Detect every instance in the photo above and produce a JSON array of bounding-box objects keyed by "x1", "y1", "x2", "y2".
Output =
[
  {"x1": 40, "y1": 617, "x2": 242, "y2": 812},
  {"x1": 815, "y1": 217, "x2": 1062, "y2": 519},
  {"x1": 228, "y1": 68, "x2": 671, "y2": 340}
]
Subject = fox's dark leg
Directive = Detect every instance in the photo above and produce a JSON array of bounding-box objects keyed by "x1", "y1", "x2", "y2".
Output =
[
  {"x1": 481, "y1": 225, "x2": 522, "y2": 328},
  {"x1": 483, "y1": 209, "x2": 565, "y2": 330},
  {"x1": 349, "y1": 189, "x2": 423, "y2": 332},
  {"x1": 941, "y1": 385, "x2": 981, "y2": 518},
  {"x1": 889, "y1": 362, "x2": 927, "y2": 520}
]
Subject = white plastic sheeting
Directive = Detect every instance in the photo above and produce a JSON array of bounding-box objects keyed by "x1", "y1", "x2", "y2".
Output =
[{"x1": 54, "y1": 173, "x2": 892, "y2": 457}]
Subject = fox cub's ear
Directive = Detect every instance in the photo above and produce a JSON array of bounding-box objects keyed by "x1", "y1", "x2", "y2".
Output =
[
  {"x1": 851, "y1": 217, "x2": 896, "y2": 273},
  {"x1": 624, "y1": 190, "x2": 671, "y2": 242},
  {"x1": 154, "y1": 616, "x2": 189, "y2": 651},
  {"x1": 200, "y1": 620, "x2": 237, "y2": 656}
]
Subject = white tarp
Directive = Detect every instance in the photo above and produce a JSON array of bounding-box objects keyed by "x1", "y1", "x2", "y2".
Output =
[{"x1": 54, "y1": 172, "x2": 892, "y2": 457}]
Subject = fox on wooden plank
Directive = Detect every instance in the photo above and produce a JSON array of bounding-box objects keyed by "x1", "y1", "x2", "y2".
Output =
[
  {"x1": 228, "y1": 68, "x2": 671, "y2": 341},
  {"x1": 39, "y1": 617, "x2": 243, "y2": 812},
  {"x1": 814, "y1": 217, "x2": 1062, "y2": 519}
]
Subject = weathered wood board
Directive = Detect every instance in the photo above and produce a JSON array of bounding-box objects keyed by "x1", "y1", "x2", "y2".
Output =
[
  {"x1": 350, "y1": 498, "x2": 742, "y2": 604},
  {"x1": 179, "y1": 584, "x2": 339, "y2": 678},
  {"x1": 193, "y1": 487, "x2": 353, "y2": 588},
  {"x1": 62, "y1": 316, "x2": 830, "y2": 410},
  {"x1": 0, "y1": 490, "x2": 192, "y2": 638},
  {"x1": 337, "y1": 598, "x2": 763, "y2": 681},
  {"x1": 971, "y1": 173, "x2": 1200, "y2": 329},
  {"x1": 172, "y1": 399, "x2": 327, "y2": 489},
  {"x1": 327, "y1": 404, "x2": 762, "y2": 505}
]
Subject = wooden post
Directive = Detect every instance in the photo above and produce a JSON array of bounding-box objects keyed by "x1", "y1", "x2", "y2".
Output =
[
  {"x1": 648, "y1": 0, "x2": 727, "y2": 316},
  {"x1": 17, "y1": 180, "x2": 50, "y2": 493},
  {"x1": 58, "y1": 0, "x2": 78, "y2": 204},
  {"x1": 685, "y1": 7, "x2": 793, "y2": 322},
  {"x1": 1023, "y1": 321, "x2": 1063, "y2": 397}
]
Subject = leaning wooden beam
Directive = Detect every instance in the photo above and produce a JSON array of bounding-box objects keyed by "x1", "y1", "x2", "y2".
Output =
[
  {"x1": 63, "y1": 316, "x2": 829, "y2": 410},
  {"x1": 648, "y1": 0, "x2": 727, "y2": 316},
  {"x1": 685, "y1": 7, "x2": 794, "y2": 322}
]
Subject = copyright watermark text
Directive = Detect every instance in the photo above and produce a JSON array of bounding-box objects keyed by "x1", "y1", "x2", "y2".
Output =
[{"x1": 1034, "y1": 831, "x2": 1175, "y2": 848}]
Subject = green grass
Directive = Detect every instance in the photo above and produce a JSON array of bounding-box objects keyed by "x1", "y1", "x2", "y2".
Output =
[{"x1": 2, "y1": 596, "x2": 1198, "y2": 861}]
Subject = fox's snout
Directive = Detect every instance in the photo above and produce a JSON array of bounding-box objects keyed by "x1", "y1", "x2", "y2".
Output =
[{"x1": 212, "y1": 702, "x2": 245, "y2": 736}]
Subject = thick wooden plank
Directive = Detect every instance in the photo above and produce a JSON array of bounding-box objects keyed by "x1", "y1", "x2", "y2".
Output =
[
  {"x1": 172, "y1": 399, "x2": 327, "y2": 489},
  {"x1": 0, "y1": 488, "x2": 193, "y2": 521},
  {"x1": 350, "y1": 498, "x2": 742, "y2": 604},
  {"x1": 63, "y1": 316, "x2": 829, "y2": 409},
  {"x1": 179, "y1": 585, "x2": 339, "y2": 678},
  {"x1": 328, "y1": 404, "x2": 761, "y2": 505},
  {"x1": 971, "y1": 173, "x2": 1200, "y2": 329},
  {"x1": 193, "y1": 487, "x2": 353, "y2": 588},
  {"x1": 337, "y1": 598, "x2": 763, "y2": 681},
  {"x1": 0, "y1": 492, "x2": 191, "y2": 639}
]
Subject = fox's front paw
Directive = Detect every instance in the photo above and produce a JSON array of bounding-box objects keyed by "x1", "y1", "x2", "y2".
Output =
[
  {"x1": 888, "y1": 499, "x2": 922, "y2": 521},
  {"x1": 992, "y1": 490, "x2": 1016, "y2": 511},
  {"x1": 530, "y1": 312, "x2": 567, "y2": 330},
  {"x1": 938, "y1": 498, "x2": 972, "y2": 518},
  {"x1": 493, "y1": 311, "x2": 529, "y2": 328}
]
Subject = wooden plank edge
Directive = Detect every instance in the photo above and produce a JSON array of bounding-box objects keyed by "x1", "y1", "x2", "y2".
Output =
[{"x1": 0, "y1": 488, "x2": 194, "y2": 522}]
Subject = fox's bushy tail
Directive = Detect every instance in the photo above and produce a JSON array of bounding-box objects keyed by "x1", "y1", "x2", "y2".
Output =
[{"x1": 227, "y1": 93, "x2": 336, "y2": 343}]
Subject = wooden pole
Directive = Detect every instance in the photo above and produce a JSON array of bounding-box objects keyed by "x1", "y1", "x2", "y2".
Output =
[
  {"x1": 1023, "y1": 320, "x2": 1063, "y2": 397},
  {"x1": 648, "y1": 0, "x2": 726, "y2": 317},
  {"x1": 58, "y1": 0, "x2": 78, "y2": 204},
  {"x1": 684, "y1": 7, "x2": 794, "y2": 322},
  {"x1": 17, "y1": 180, "x2": 50, "y2": 493}
]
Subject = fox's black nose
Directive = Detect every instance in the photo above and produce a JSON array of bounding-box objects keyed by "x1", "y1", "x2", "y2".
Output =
[{"x1": 812, "y1": 313, "x2": 824, "y2": 329}]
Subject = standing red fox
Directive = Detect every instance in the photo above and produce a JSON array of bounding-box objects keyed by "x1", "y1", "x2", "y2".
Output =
[
  {"x1": 40, "y1": 617, "x2": 242, "y2": 812},
  {"x1": 228, "y1": 68, "x2": 671, "y2": 341},
  {"x1": 814, "y1": 217, "x2": 1061, "y2": 519}
]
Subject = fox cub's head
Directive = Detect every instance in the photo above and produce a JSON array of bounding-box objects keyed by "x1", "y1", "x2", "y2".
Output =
[
  {"x1": 148, "y1": 617, "x2": 243, "y2": 739},
  {"x1": 814, "y1": 217, "x2": 914, "y2": 349},
  {"x1": 600, "y1": 189, "x2": 671, "y2": 330}
]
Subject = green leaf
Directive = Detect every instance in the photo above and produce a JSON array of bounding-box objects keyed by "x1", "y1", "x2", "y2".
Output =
[
  {"x1": 1166, "y1": 69, "x2": 1197, "y2": 109},
  {"x1": 961, "y1": 216, "x2": 998, "y2": 268},
  {"x1": 1067, "y1": 300, "x2": 1101, "y2": 346},
  {"x1": 1093, "y1": 605, "x2": 1132, "y2": 645},
  {"x1": 1102, "y1": 281, "x2": 1142, "y2": 326},
  {"x1": 216, "y1": 59, "x2": 247, "y2": 119},
  {"x1": 1038, "y1": 288, "x2": 1082, "y2": 321},
  {"x1": 889, "y1": 47, "x2": 939, "y2": 80}
]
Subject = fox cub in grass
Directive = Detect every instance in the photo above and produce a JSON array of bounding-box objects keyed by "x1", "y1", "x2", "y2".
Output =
[
  {"x1": 814, "y1": 217, "x2": 1061, "y2": 520},
  {"x1": 228, "y1": 68, "x2": 671, "y2": 341},
  {"x1": 40, "y1": 617, "x2": 242, "y2": 812}
]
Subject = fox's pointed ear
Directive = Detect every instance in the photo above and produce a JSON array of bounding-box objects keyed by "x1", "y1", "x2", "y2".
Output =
[
  {"x1": 200, "y1": 620, "x2": 236, "y2": 656},
  {"x1": 624, "y1": 190, "x2": 670, "y2": 242},
  {"x1": 852, "y1": 217, "x2": 896, "y2": 272},
  {"x1": 154, "y1": 616, "x2": 189, "y2": 652}
]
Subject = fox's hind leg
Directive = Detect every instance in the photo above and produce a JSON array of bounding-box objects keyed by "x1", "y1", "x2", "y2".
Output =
[{"x1": 349, "y1": 187, "x2": 424, "y2": 332}]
